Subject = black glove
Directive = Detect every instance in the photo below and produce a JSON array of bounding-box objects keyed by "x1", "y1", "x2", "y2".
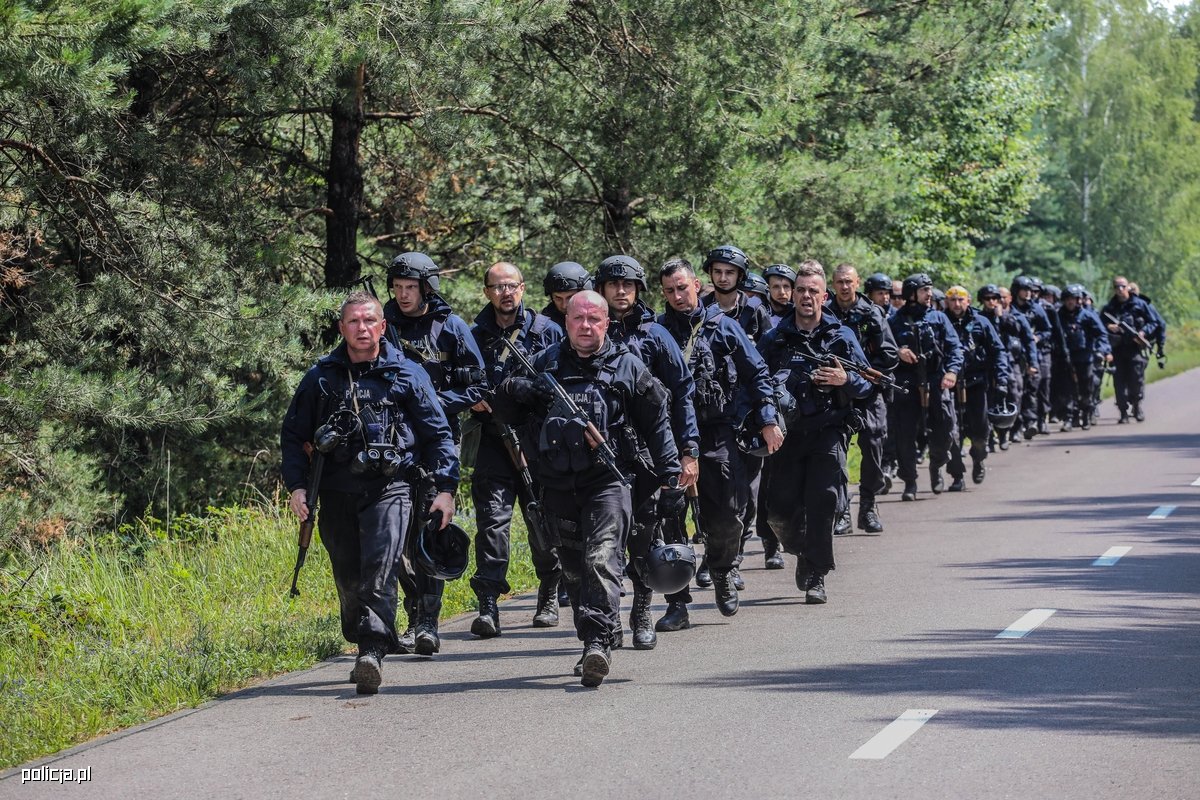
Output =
[
  {"x1": 533, "y1": 373, "x2": 558, "y2": 403},
  {"x1": 656, "y1": 487, "x2": 686, "y2": 520},
  {"x1": 506, "y1": 377, "x2": 539, "y2": 404}
]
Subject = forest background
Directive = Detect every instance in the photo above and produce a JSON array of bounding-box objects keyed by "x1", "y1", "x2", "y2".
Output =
[{"x1": 2, "y1": 0, "x2": 1200, "y2": 766}]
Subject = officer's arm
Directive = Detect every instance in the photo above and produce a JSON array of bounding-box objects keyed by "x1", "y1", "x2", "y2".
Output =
[
  {"x1": 837, "y1": 333, "x2": 874, "y2": 400},
  {"x1": 1020, "y1": 316, "x2": 1040, "y2": 371},
  {"x1": 726, "y1": 321, "x2": 777, "y2": 427},
  {"x1": 438, "y1": 317, "x2": 488, "y2": 416},
  {"x1": 280, "y1": 366, "x2": 322, "y2": 492},
  {"x1": 652, "y1": 327, "x2": 700, "y2": 454},
  {"x1": 403, "y1": 367, "x2": 460, "y2": 494},
  {"x1": 941, "y1": 314, "x2": 965, "y2": 376},
  {"x1": 628, "y1": 366, "x2": 682, "y2": 483},
  {"x1": 983, "y1": 318, "x2": 1010, "y2": 389},
  {"x1": 1091, "y1": 313, "x2": 1112, "y2": 356},
  {"x1": 870, "y1": 306, "x2": 900, "y2": 373}
]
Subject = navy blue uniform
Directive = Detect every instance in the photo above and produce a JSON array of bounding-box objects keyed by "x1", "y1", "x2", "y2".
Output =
[
  {"x1": 825, "y1": 294, "x2": 899, "y2": 511},
  {"x1": 888, "y1": 304, "x2": 965, "y2": 490},
  {"x1": 281, "y1": 340, "x2": 458, "y2": 653},
  {"x1": 947, "y1": 308, "x2": 1009, "y2": 479},
  {"x1": 1013, "y1": 297, "x2": 1063, "y2": 430},
  {"x1": 468, "y1": 304, "x2": 564, "y2": 600},
  {"x1": 383, "y1": 294, "x2": 485, "y2": 631},
  {"x1": 1100, "y1": 294, "x2": 1159, "y2": 418},
  {"x1": 1058, "y1": 305, "x2": 1110, "y2": 426},
  {"x1": 492, "y1": 339, "x2": 680, "y2": 647},
  {"x1": 982, "y1": 305, "x2": 1038, "y2": 440},
  {"x1": 757, "y1": 314, "x2": 872, "y2": 574},
  {"x1": 658, "y1": 304, "x2": 776, "y2": 580}
]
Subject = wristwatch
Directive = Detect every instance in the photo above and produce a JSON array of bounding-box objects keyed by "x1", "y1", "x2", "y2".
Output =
[{"x1": 681, "y1": 444, "x2": 700, "y2": 459}]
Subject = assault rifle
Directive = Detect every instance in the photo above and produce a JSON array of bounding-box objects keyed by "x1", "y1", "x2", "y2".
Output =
[
  {"x1": 498, "y1": 337, "x2": 630, "y2": 488},
  {"x1": 289, "y1": 450, "x2": 325, "y2": 597},
  {"x1": 792, "y1": 350, "x2": 909, "y2": 396},
  {"x1": 495, "y1": 421, "x2": 552, "y2": 551},
  {"x1": 1102, "y1": 311, "x2": 1152, "y2": 350},
  {"x1": 686, "y1": 484, "x2": 705, "y2": 545}
]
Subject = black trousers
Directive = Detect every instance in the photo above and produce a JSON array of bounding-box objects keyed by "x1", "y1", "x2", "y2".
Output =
[
  {"x1": 1021, "y1": 346, "x2": 1054, "y2": 425},
  {"x1": 1112, "y1": 348, "x2": 1148, "y2": 412},
  {"x1": 949, "y1": 382, "x2": 988, "y2": 479},
  {"x1": 857, "y1": 392, "x2": 888, "y2": 499},
  {"x1": 318, "y1": 482, "x2": 411, "y2": 653},
  {"x1": 737, "y1": 453, "x2": 764, "y2": 562},
  {"x1": 1063, "y1": 358, "x2": 1096, "y2": 422},
  {"x1": 470, "y1": 431, "x2": 561, "y2": 598},
  {"x1": 698, "y1": 424, "x2": 751, "y2": 575},
  {"x1": 764, "y1": 425, "x2": 848, "y2": 574},
  {"x1": 894, "y1": 386, "x2": 956, "y2": 482},
  {"x1": 543, "y1": 481, "x2": 631, "y2": 646}
]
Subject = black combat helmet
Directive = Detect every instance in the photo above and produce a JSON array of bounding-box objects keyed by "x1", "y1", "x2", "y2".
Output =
[
  {"x1": 388, "y1": 252, "x2": 441, "y2": 294},
  {"x1": 594, "y1": 255, "x2": 647, "y2": 290},
  {"x1": 1062, "y1": 283, "x2": 1086, "y2": 299},
  {"x1": 543, "y1": 261, "x2": 592, "y2": 294},
  {"x1": 763, "y1": 264, "x2": 797, "y2": 285},
  {"x1": 976, "y1": 284, "x2": 1002, "y2": 303},
  {"x1": 901, "y1": 273, "x2": 934, "y2": 301},
  {"x1": 702, "y1": 244, "x2": 750, "y2": 278},
  {"x1": 740, "y1": 271, "x2": 769, "y2": 299},
  {"x1": 636, "y1": 540, "x2": 698, "y2": 595},
  {"x1": 1011, "y1": 275, "x2": 1038, "y2": 294},
  {"x1": 414, "y1": 516, "x2": 471, "y2": 581},
  {"x1": 864, "y1": 272, "x2": 892, "y2": 294}
]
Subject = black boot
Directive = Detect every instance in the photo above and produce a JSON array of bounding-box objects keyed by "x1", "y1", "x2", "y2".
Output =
[
  {"x1": 805, "y1": 572, "x2": 828, "y2": 605},
  {"x1": 972, "y1": 459, "x2": 986, "y2": 484},
  {"x1": 579, "y1": 642, "x2": 611, "y2": 688},
  {"x1": 654, "y1": 601, "x2": 690, "y2": 632},
  {"x1": 414, "y1": 594, "x2": 441, "y2": 656},
  {"x1": 713, "y1": 570, "x2": 739, "y2": 617},
  {"x1": 630, "y1": 585, "x2": 657, "y2": 650},
  {"x1": 471, "y1": 595, "x2": 501, "y2": 638},
  {"x1": 834, "y1": 509, "x2": 852, "y2": 536},
  {"x1": 857, "y1": 496, "x2": 883, "y2": 533},
  {"x1": 353, "y1": 640, "x2": 386, "y2": 695},
  {"x1": 794, "y1": 555, "x2": 810, "y2": 592},
  {"x1": 948, "y1": 476, "x2": 965, "y2": 492},
  {"x1": 930, "y1": 467, "x2": 945, "y2": 494},
  {"x1": 396, "y1": 596, "x2": 417, "y2": 655},
  {"x1": 764, "y1": 539, "x2": 785, "y2": 570},
  {"x1": 694, "y1": 555, "x2": 713, "y2": 588},
  {"x1": 532, "y1": 581, "x2": 560, "y2": 628},
  {"x1": 1134, "y1": 404, "x2": 1145, "y2": 422},
  {"x1": 901, "y1": 481, "x2": 918, "y2": 501},
  {"x1": 731, "y1": 567, "x2": 746, "y2": 591}
]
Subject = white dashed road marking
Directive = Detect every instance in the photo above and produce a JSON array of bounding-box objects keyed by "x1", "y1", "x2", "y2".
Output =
[
  {"x1": 996, "y1": 609, "x2": 1056, "y2": 639},
  {"x1": 1147, "y1": 506, "x2": 1176, "y2": 519},
  {"x1": 1192, "y1": 476, "x2": 1200, "y2": 487},
  {"x1": 850, "y1": 710, "x2": 938, "y2": 760},
  {"x1": 1093, "y1": 546, "x2": 1132, "y2": 566}
]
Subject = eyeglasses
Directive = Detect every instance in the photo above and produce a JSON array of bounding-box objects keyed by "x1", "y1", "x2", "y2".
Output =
[
  {"x1": 486, "y1": 282, "x2": 523, "y2": 294},
  {"x1": 1113, "y1": 283, "x2": 1129, "y2": 289}
]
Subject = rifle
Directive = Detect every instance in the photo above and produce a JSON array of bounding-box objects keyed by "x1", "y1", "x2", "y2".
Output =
[
  {"x1": 1102, "y1": 311, "x2": 1152, "y2": 350},
  {"x1": 497, "y1": 337, "x2": 630, "y2": 488},
  {"x1": 289, "y1": 450, "x2": 325, "y2": 597},
  {"x1": 495, "y1": 421, "x2": 551, "y2": 551},
  {"x1": 791, "y1": 350, "x2": 909, "y2": 396},
  {"x1": 685, "y1": 483, "x2": 705, "y2": 545},
  {"x1": 907, "y1": 322, "x2": 930, "y2": 409}
]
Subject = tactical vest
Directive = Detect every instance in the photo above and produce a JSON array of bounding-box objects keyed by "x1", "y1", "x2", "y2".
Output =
[
  {"x1": 536, "y1": 352, "x2": 638, "y2": 475},
  {"x1": 683, "y1": 317, "x2": 736, "y2": 423}
]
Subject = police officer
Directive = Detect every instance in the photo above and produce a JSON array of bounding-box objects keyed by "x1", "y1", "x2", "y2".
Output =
[
  {"x1": 282, "y1": 291, "x2": 459, "y2": 694},
  {"x1": 541, "y1": 261, "x2": 592, "y2": 328},
  {"x1": 701, "y1": 244, "x2": 773, "y2": 343},
  {"x1": 888, "y1": 274, "x2": 964, "y2": 500},
  {"x1": 1012, "y1": 275, "x2": 1065, "y2": 438},
  {"x1": 1129, "y1": 282, "x2": 1168, "y2": 370},
  {"x1": 1057, "y1": 284, "x2": 1111, "y2": 430},
  {"x1": 492, "y1": 291, "x2": 681, "y2": 687},
  {"x1": 758, "y1": 261, "x2": 873, "y2": 604},
  {"x1": 825, "y1": 263, "x2": 899, "y2": 532},
  {"x1": 657, "y1": 257, "x2": 781, "y2": 630},
  {"x1": 763, "y1": 264, "x2": 796, "y2": 326},
  {"x1": 865, "y1": 272, "x2": 893, "y2": 313},
  {"x1": 943, "y1": 286, "x2": 1009, "y2": 490},
  {"x1": 1101, "y1": 276, "x2": 1160, "y2": 423},
  {"x1": 594, "y1": 255, "x2": 700, "y2": 650},
  {"x1": 383, "y1": 252, "x2": 486, "y2": 656},
  {"x1": 890, "y1": 280, "x2": 906, "y2": 313},
  {"x1": 468, "y1": 262, "x2": 565, "y2": 636},
  {"x1": 978, "y1": 284, "x2": 1038, "y2": 450}
]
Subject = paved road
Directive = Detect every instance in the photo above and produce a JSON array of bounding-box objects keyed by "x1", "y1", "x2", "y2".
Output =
[{"x1": 5, "y1": 370, "x2": 1200, "y2": 800}]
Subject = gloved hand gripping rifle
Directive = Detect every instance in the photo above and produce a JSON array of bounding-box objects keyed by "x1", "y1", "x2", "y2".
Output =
[{"x1": 289, "y1": 449, "x2": 325, "y2": 597}]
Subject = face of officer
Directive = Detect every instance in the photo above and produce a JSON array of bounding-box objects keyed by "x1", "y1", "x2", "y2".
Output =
[
  {"x1": 485, "y1": 263, "x2": 525, "y2": 316},
  {"x1": 792, "y1": 273, "x2": 826, "y2": 328},
  {"x1": 982, "y1": 295, "x2": 1003, "y2": 315},
  {"x1": 551, "y1": 290, "x2": 579, "y2": 315},
  {"x1": 914, "y1": 285, "x2": 933, "y2": 307},
  {"x1": 868, "y1": 288, "x2": 890, "y2": 308},
  {"x1": 768, "y1": 276, "x2": 793, "y2": 307},
  {"x1": 339, "y1": 299, "x2": 386, "y2": 363},
  {"x1": 945, "y1": 291, "x2": 970, "y2": 319},
  {"x1": 565, "y1": 291, "x2": 610, "y2": 357},
  {"x1": 891, "y1": 280, "x2": 905, "y2": 311},
  {"x1": 708, "y1": 262, "x2": 741, "y2": 294},
  {"x1": 1112, "y1": 276, "x2": 1131, "y2": 302},
  {"x1": 391, "y1": 277, "x2": 427, "y2": 317},
  {"x1": 832, "y1": 267, "x2": 859, "y2": 304},
  {"x1": 601, "y1": 279, "x2": 638, "y2": 317},
  {"x1": 661, "y1": 269, "x2": 702, "y2": 314},
  {"x1": 1063, "y1": 295, "x2": 1080, "y2": 311},
  {"x1": 998, "y1": 287, "x2": 1012, "y2": 309}
]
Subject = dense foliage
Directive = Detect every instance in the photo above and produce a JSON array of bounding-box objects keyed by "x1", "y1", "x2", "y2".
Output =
[{"x1": 1, "y1": 0, "x2": 1197, "y2": 540}]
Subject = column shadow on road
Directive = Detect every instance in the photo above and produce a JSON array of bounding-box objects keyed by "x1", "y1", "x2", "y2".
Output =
[
  {"x1": 959, "y1": 492, "x2": 1199, "y2": 523},
  {"x1": 696, "y1": 606, "x2": 1200, "y2": 739},
  {"x1": 1039, "y1": 431, "x2": 1200, "y2": 455}
]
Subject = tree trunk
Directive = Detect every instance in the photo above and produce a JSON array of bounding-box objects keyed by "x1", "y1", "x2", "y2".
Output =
[
  {"x1": 602, "y1": 181, "x2": 633, "y2": 254},
  {"x1": 325, "y1": 64, "x2": 365, "y2": 289}
]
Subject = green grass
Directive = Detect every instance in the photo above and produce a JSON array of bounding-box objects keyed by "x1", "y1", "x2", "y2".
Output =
[{"x1": 0, "y1": 495, "x2": 539, "y2": 769}]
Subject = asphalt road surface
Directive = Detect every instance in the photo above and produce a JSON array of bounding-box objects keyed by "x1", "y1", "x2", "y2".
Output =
[{"x1": 5, "y1": 369, "x2": 1199, "y2": 800}]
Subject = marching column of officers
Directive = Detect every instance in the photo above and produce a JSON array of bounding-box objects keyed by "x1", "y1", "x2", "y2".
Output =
[{"x1": 281, "y1": 250, "x2": 1167, "y2": 693}]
